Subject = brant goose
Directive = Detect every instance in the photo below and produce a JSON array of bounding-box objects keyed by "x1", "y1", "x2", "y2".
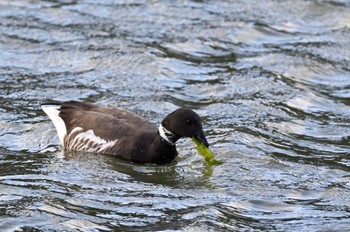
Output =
[{"x1": 41, "y1": 101, "x2": 212, "y2": 164}]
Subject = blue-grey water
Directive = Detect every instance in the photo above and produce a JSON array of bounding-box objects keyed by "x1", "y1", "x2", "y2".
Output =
[{"x1": 1, "y1": 1, "x2": 350, "y2": 231}]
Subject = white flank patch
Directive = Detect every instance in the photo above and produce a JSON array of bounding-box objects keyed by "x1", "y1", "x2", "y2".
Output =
[
  {"x1": 68, "y1": 127, "x2": 117, "y2": 153},
  {"x1": 41, "y1": 104, "x2": 66, "y2": 146}
]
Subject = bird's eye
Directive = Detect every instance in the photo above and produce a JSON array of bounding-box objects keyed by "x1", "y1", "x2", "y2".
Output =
[{"x1": 186, "y1": 119, "x2": 196, "y2": 127}]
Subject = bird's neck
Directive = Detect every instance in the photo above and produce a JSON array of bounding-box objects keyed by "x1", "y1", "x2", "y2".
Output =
[
  {"x1": 158, "y1": 124, "x2": 179, "y2": 145},
  {"x1": 148, "y1": 131, "x2": 178, "y2": 164}
]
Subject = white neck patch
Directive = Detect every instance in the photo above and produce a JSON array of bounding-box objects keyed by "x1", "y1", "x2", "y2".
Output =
[{"x1": 158, "y1": 124, "x2": 176, "y2": 146}]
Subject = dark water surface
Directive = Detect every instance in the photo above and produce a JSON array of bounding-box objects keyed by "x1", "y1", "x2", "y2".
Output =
[{"x1": 1, "y1": 0, "x2": 350, "y2": 231}]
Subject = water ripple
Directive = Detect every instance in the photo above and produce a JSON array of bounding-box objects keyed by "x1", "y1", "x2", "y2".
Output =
[{"x1": 1, "y1": 0, "x2": 350, "y2": 231}]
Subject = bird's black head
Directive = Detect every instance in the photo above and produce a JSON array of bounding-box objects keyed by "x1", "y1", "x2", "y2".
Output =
[{"x1": 162, "y1": 108, "x2": 209, "y2": 147}]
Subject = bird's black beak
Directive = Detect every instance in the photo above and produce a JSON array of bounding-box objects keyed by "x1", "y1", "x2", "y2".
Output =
[{"x1": 194, "y1": 130, "x2": 209, "y2": 147}]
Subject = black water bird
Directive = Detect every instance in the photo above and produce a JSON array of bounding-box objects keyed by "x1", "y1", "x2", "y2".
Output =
[{"x1": 41, "y1": 101, "x2": 210, "y2": 164}]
